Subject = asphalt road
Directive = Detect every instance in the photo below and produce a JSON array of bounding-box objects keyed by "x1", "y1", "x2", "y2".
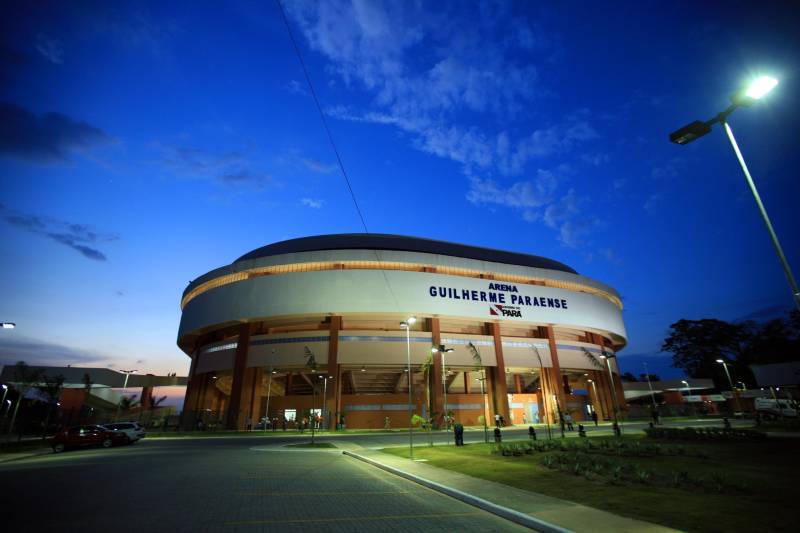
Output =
[{"x1": 1, "y1": 436, "x2": 529, "y2": 532}]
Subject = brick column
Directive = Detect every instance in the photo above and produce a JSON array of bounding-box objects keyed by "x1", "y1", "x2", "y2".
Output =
[
  {"x1": 181, "y1": 351, "x2": 203, "y2": 429},
  {"x1": 328, "y1": 316, "x2": 342, "y2": 430},
  {"x1": 226, "y1": 323, "x2": 253, "y2": 430},
  {"x1": 489, "y1": 322, "x2": 510, "y2": 424},
  {"x1": 545, "y1": 325, "x2": 567, "y2": 420},
  {"x1": 430, "y1": 318, "x2": 444, "y2": 428},
  {"x1": 514, "y1": 374, "x2": 523, "y2": 394}
]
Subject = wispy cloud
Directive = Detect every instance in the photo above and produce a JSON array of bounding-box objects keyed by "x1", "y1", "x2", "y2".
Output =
[
  {"x1": 35, "y1": 33, "x2": 64, "y2": 64},
  {"x1": 301, "y1": 158, "x2": 337, "y2": 174},
  {"x1": 159, "y1": 145, "x2": 272, "y2": 190},
  {"x1": 0, "y1": 204, "x2": 118, "y2": 261},
  {"x1": 0, "y1": 336, "x2": 106, "y2": 367},
  {"x1": 0, "y1": 102, "x2": 111, "y2": 163},
  {"x1": 643, "y1": 193, "x2": 662, "y2": 214},
  {"x1": 288, "y1": 2, "x2": 602, "y2": 246},
  {"x1": 301, "y1": 198, "x2": 324, "y2": 209}
]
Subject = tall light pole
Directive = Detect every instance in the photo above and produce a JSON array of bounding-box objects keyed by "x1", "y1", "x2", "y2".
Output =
[
  {"x1": 319, "y1": 374, "x2": 329, "y2": 432},
  {"x1": 0, "y1": 385, "x2": 7, "y2": 417},
  {"x1": 600, "y1": 354, "x2": 621, "y2": 434},
  {"x1": 400, "y1": 317, "x2": 417, "y2": 459},
  {"x1": 670, "y1": 75, "x2": 800, "y2": 311},
  {"x1": 716, "y1": 359, "x2": 742, "y2": 414},
  {"x1": 587, "y1": 379, "x2": 599, "y2": 419},
  {"x1": 115, "y1": 369, "x2": 137, "y2": 422},
  {"x1": 264, "y1": 367, "x2": 275, "y2": 432},
  {"x1": 643, "y1": 362, "x2": 658, "y2": 413},
  {"x1": 431, "y1": 344, "x2": 454, "y2": 429}
]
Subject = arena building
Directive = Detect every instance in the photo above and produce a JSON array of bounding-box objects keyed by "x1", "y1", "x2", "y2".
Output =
[{"x1": 177, "y1": 234, "x2": 628, "y2": 430}]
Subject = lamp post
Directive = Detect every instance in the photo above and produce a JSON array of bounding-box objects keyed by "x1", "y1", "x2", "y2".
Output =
[
  {"x1": 643, "y1": 362, "x2": 658, "y2": 413},
  {"x1": 670, "y1": 76, "x2": 800, "y2": 311},
  {"x1": 716, "y1": 359, "x2": 742, "y2": 414},
  {"x1": 0, "y1": 385, "x2": 7, "y2": 417},
  {"x1": 400, "y1": 317, "x2": 417, "y2": 459},
  {"x1": 600, "y1": 354, "x2": 621, "y2": 435},
  {"x1": 264, "y1": 367, "x2": 276, "y2": 432},
  {"x1": 114, "y1": 369, "x2": 137, "y2": 422},
  {"x1": 431, "y1": 344, "x2": 454, "y2": 429},
  {"x1": 319, "y1": 374, "x2": 330, "y2": 432}
]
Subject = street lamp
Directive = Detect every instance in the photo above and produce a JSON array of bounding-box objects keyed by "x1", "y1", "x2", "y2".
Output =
[
  {"x1": 715, "y1": 359, "x2": 742, "y2": 413},
  {"x1": 599, "y1": 353, "x2": 622, "y2": 435},
  {"x1": 400, "y1": 317, "x2": 417, "y2": 459},
  {"x1": 587, "y1": 379, "x2": 599, "y2": 419},
  {"x1": 0, "y1": 384, "x2": 7, "y2": 417},
  {"x1": 670, "y1": 76, "x2": 799, "y2": 311},
  {"x1": 431, "y1": 344, "x2": 455, "y2": 429},
  {"x1": 114, "y1": 369, "x2": 138, "y2": 422},
  {"x1": 264, "y1": 367, "x2": 276, "y2": 433},
  {"x1": 643, "y1": 362, "x2": 658, "y2": 414},
  {"x1": 318, "y1": 374, "x2": 331, "y2": 432}
]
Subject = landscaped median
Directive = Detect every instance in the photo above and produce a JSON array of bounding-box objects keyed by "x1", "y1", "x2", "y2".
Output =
[{"x1": 381, "y1": 432, "x2": 799, "y2": 533}]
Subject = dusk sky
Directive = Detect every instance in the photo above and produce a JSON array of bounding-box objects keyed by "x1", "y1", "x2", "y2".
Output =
[{"x1": 2, "y1": 1, "x2": 799, "y2": 399}]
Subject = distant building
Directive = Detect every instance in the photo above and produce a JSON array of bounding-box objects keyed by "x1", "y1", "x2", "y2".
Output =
[{"x1": 177, "y1": 234, "x2": 628, "y2": 430}]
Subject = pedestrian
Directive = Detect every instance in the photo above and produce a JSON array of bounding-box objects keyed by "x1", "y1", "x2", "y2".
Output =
[
  {"x1": 454, "y1": 420, "x2": 464, "y2": 446},
  {"x1": 528, "y1": 425, "x2": 536, "y2": 441},
  {"x1": 522, "y1": 413, "x2": 527, "y2": 424},
  {"x1": 564, "y1": 413, "x2": 574, "y2": 431},
  {"x1": 578, "y1": 424, "x2": 586, "y2": 437},
  {"x1": 282, "y1": 417, "x2": 287, "y2": 431},
  {"x1": 494, "y1": 413, "x2": 501, "y2": 428},
  {"x1": 493, "y1": 426, "x2": 502, "y2": 443},
  {"x1": 591, "y1": 411, "x2": 598, "y2": 426},
  {"x1": 499, "y1": 414, "x2": 505, "y2": 427},
  {"x1": 559, "y1": 413, "x2": 566, "y2": 435},
  {"x1": 651, "y1": 408, "x2": 660, "y2": 426},
  {"x1": 384, "y1": 416, "x2": 391, "y2": 430}
]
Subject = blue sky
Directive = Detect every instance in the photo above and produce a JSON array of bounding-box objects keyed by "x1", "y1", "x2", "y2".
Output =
[{"x1": 1, "y1": 0, "x2": 799, "y2": 391}]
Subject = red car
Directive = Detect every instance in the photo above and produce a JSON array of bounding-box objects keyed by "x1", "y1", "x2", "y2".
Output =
[{"x1": 51, "y1": 425, "x2": 130, "y2": 453}]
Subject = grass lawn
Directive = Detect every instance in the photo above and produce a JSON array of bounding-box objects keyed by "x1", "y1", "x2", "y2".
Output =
[
  {"x1": 0, "y1": 440, "x2": 52, "y2": 455},
  {"x1": 284, "y1": 442, "x2": 336, "y2": 448},
  {"x1": 382, "y1": 435, "x2": 798, "y2": 533}
]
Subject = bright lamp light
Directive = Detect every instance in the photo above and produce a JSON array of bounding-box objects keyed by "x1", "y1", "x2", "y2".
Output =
[
  {"x1": 745, "y1": 76, "x2": 778, "y2": 99},
  {"x1": 716, "y1": 359, "x2": 724, "y2": 363}
]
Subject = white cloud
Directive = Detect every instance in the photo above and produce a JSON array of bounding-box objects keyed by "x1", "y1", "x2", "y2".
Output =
[
  {"x1": 301, "y1": 197, "x2": 324, "y2": 208},
  {"x1": 302, "y1": 158, "x2": 337, "y2": 174},
  {"x1": 35, "y1": 34, "x2": 63, "y2": 64},
  {"x1": 289, "y1": 1, "x2": 601, "y2": 245}
]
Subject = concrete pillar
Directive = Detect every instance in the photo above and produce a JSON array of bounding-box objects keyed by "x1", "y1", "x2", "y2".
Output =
[
  {"x1": 514, "y1": 374, "x2": 523, "y2": 394},
  {"x1": 226, "y1": 323, "x2": 253, "y2": 430},
  {"x1": 327, "y1": 316, "x2": 342, "y2": 430},
  {"x1": 489, "y1": 322, "x2": 510, "y2": 424}
]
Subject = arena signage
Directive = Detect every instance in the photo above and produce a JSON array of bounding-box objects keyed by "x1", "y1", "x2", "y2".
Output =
[{"x1": 428, "y1": 282, "x2": 568, "y2": 318}]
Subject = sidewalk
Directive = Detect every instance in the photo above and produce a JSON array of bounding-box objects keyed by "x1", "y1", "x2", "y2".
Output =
[{"x1": 339, "y1": 442, "x2": 678, "y2": 533}]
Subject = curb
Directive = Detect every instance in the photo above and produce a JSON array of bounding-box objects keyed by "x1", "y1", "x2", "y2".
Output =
[
  {"x1": 0, "y1": 448, "x2": 53, "y2": 464},
  {"x1": 342, "y1": 450, "x2": 572, "y2": 533}
]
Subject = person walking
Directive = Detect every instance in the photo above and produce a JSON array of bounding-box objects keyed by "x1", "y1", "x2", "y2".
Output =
[
  {"x1": 494, "y1": 413, "x2": 501, "y2": 428},
  {"x1": 591, "y1": 410, "x2": 598, "y2": 426},
  {"x1": 493, "y1": 426, "x2": 502, "y2": 443},
  {"x1": 564, "y1": 413, "x2": 574, "y2": 431}
]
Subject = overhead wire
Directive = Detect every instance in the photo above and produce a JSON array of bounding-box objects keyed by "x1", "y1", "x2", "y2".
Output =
[{"x1": 275, "y1": 0, "x2": 401, "y2": 311}]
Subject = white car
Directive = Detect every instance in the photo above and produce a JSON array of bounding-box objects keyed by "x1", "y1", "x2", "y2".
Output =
[{"x1": 102, "y1": 422, "x2": 146, "y2": 442}]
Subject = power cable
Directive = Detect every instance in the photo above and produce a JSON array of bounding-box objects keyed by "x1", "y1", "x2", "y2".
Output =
[{"x1": 275, "y1": 0, "x2": 400, "y2": 310}]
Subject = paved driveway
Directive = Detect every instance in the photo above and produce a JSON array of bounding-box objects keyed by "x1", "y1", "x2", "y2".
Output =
[{"x1": 1, "y1": 438, "x2": 527, "y2": 532}]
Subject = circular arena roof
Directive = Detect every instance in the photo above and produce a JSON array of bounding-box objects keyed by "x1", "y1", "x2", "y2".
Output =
[{"x1": 235, "y1": 233, "x2": 578, "y2": 275}]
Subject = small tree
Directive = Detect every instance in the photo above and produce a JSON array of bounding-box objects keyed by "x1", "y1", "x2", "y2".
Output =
[
  {"x1": 9, "y1": 362, "x2": 43, "y2": 440},
  {"x1": 304, "y1": 346, "x2": 318, "y2": 443},
  {"x1": 37, "y1": 373, "x2": 65, "y2": 440}
]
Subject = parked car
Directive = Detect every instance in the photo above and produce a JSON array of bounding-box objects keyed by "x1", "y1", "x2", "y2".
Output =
[
  {"x1": 755, "y1": 398, "x2": 798, "y2": 419},
  {"x1": 102, "y1": 422, "x2": 146, "y2": 442},
  {"x1": 51, "y1": 425, "x2": 130, "y2": 453}
]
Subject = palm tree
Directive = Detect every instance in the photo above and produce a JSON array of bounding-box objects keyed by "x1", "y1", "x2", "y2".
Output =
[
  {"x1": 467, "y1": 342, "x2": 489, "y2": 443},
  {"x1": 531, "y1": 346, "x2": 553, "y2": 439},
  {"x1": 37, "y1": 373, "x2": 65, "y2": 440},
  {"x1": 304, "y1": 346, "x2": 318, "y2": 443},
  {"x1": 8, "y1": 361, "x2": 42, "y2": 441},
  {"x1": 119, "y1": 394, "x2": 139, "y2": 413},
  {"x1": 419, "y1": 351, "x2": 435, "y2": 446}
]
